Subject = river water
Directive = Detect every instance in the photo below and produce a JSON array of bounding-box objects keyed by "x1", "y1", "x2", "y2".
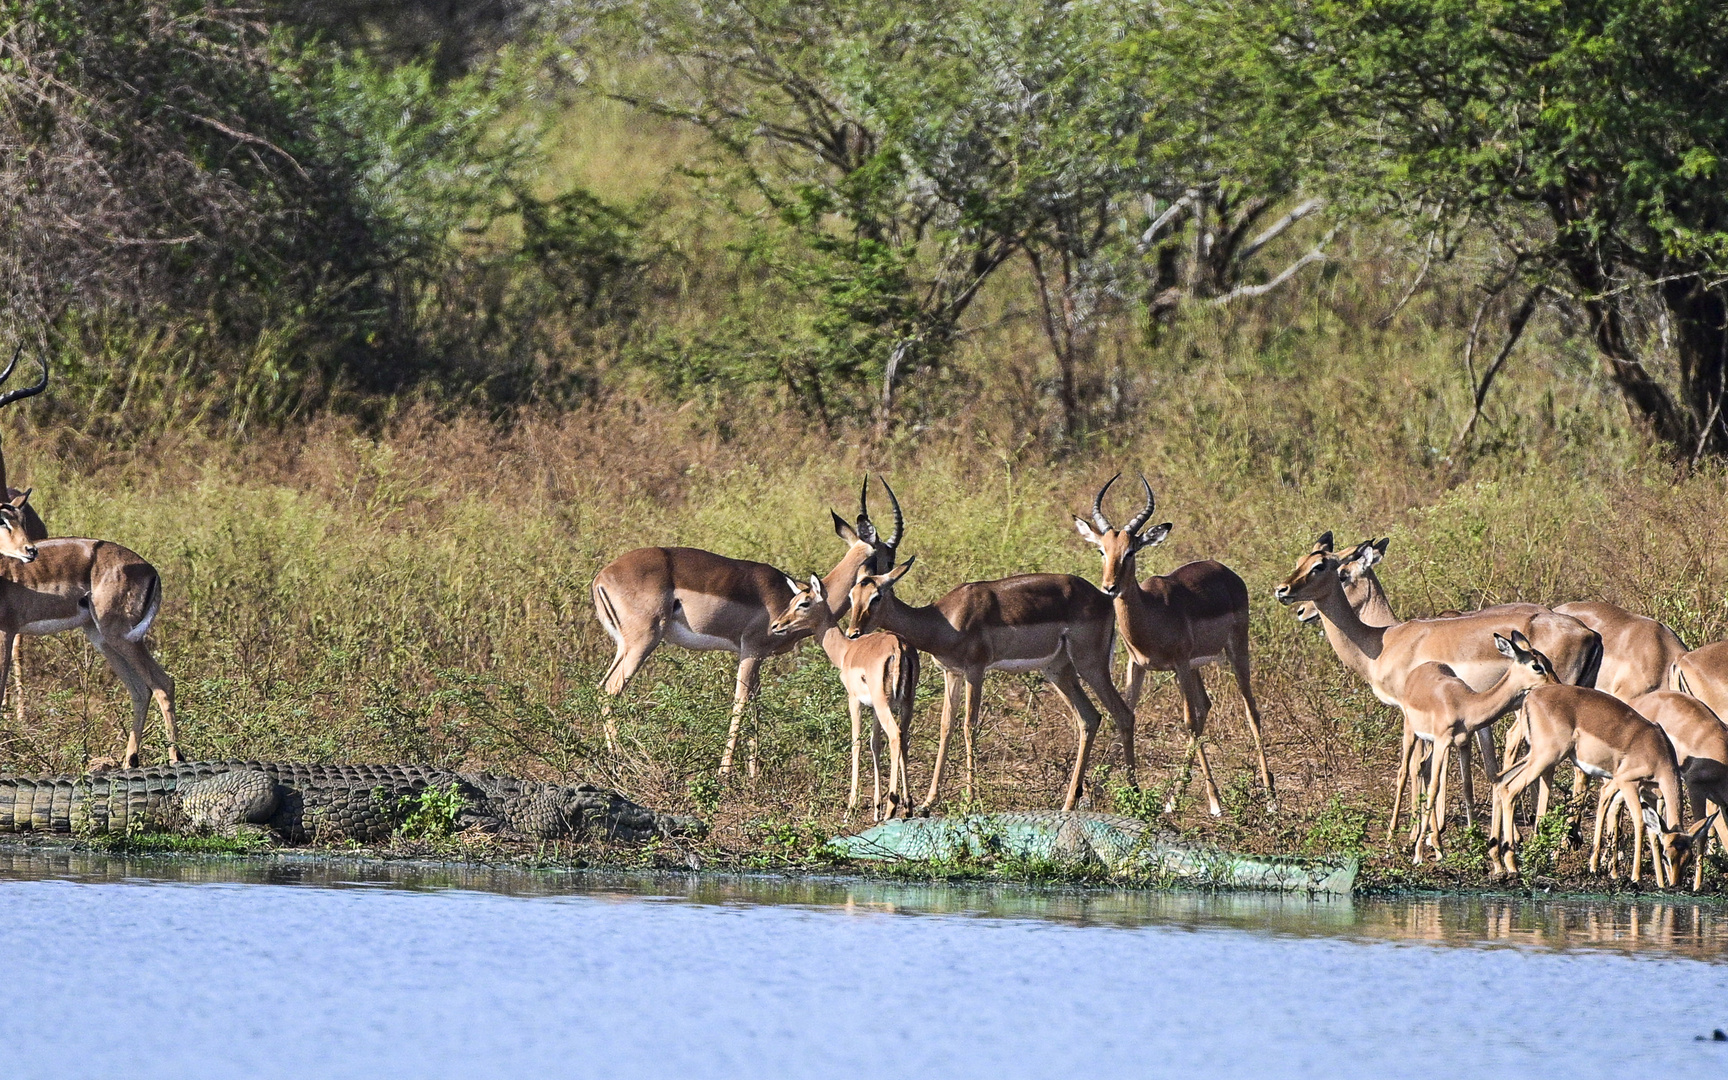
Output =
[{"x1": 1, "y1": 848, "x2": 1726, "y2": 1079}]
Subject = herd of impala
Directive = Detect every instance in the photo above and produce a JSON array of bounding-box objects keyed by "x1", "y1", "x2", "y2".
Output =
[
  {"x1": 3, "y1": 346, "x2": 1722, "y2": 890},
  {"x1": 597, "y1": 473, "x2": 1728, "y2": 890}
]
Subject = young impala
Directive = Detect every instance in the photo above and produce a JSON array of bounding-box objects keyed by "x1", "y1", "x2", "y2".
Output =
[
  {"x1": 0, "y1": 347, "x2": 49, "y2": 728},
  {"x1": 771, "y1": 574, "x2": 919, "y2": 819},
  {"x1": 1073, "y1": 474, "x2": 1270, "y2": 816}
]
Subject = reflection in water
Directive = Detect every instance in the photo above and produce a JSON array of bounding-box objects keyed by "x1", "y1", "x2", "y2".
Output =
[{"x1": 2, "y1": 843, "x2": 1725, "y2": 961}]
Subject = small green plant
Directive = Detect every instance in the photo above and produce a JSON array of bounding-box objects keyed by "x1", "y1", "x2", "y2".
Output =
[
  {"x1": 1113, "y1": 783, "x2": 1162, "y2": 823},
  {"x1": 398, "y1": 782, "x2": 465, "y2": 840},
  {"x1": 1304, "y1": 796, "x2": 1371, "y2": 856},
  {"x1": 1516, "y1": 807, "x2": 1571, "y2": 878},
  {"x1": 687, "y1": 772, "x2": 722, "y2": 816},
  {"x1": 1440, "y1": 823, "x2": 1490, "y2": 875}
]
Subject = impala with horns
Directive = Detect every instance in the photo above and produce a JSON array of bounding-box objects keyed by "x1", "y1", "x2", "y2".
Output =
[
  {"x1": 1073, "y1": 474, "x2": 1270, "y2": 817},
  {"x1": 0, "y1": 491, "x2": 177, "y2": 768},
  {"x1": 847, "y1": 558, "x2": 1135, "y2": 813},
  {"x1": 1489, "y1": 684, "x2": 1703, "y2": 887},
  {"x1": 770, "y1": 574, "x2": 919, "y2": 819},
  {"x1": 0, "y1": 345, "x2": 49, "y2": 730},
  {"x1": 1274, "y1": 538, "x2": 1602, "y2": 828},
  {"x1": 593, "y1": 476, "x2": 903, "y2": 775},
  {"x1": 1631, "y1": 688, "x2": 1728, "y2": 890}
]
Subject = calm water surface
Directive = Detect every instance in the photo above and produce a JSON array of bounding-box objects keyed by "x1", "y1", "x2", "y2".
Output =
[{"x1": 2, "y1": 848, "x2": 1727, "y2": 1079}]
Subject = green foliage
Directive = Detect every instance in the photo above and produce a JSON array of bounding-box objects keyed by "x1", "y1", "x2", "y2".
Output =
[
  {"x1": 1517, "y1": 808, "x2": 1572, "y2": 879},
  {"x1": 398, "y1": 783, "x2": 466, "y2": 840},
  {"x1": 1304, "y1": 796, "x2": 1372, "y2": 856}
]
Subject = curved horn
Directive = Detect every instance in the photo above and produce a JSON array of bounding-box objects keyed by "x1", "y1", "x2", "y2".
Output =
[
  {"x1": 855, "y1": 473, "x2": 878, "y2": 544},
  {"x1": 0, "y1": 344, "x2": 20, "y2": 387},
  {"x1": 878, "y1": 474, "x2": 903, "y2": 549},
  {"x1": 1091, "y1": 472, "x2": 1119, "y2": 532},
  {"x1": 0, "y1": 348, "x2": 47, "y2": 409},
  {"x1": 1124, "y1": 473, "x2": 1156, "y2": 535}
]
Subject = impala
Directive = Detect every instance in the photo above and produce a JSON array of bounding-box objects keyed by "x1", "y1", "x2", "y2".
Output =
[
  {"x1": 1489, "y1": 684, "x2": 1701, "y2": 886},
  {"x1": 1667, "y1": 641, "x2": 1728, "y2": 719},
  {"x1": 1274, "y1": 539, "x2": 1602, "y2": 830},
  {"x1": 1073, "y1": 474, "x2": 1270, "y2": 816},
  {"x1": 770, "y1": 574, "x2": 919, "y2": 819},
  {"x1": 593, "y1": 476, "x2": 903, "y2": 776},
  {"x1": 1634, "y1": 686, "x2": 1728, "y2": 890},
  {"x1": 0, "y1": 346, "x2": 49, "y2": 728},
  {"x1": 847, "y1": 559, "x2": 1135, "y2": 812},
  {"x1": 1551, "y1": 602, "x2": 1685, "y2": 704},
  {"x1": 1392, "y1": 632, "x2": 1557, "y2": 862},
  {"x1": 0, "y1": 491, "x2": 177, "y2": 768}
]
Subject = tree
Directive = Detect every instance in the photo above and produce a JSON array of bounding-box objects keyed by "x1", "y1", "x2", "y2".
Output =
[{"x1": 1256, "y1": 0, "x2": 1728, "y2": 458}]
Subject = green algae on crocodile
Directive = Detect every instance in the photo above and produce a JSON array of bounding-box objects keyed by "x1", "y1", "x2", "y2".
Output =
[
  {"x1": 0, "y1": 761, "x2": 700, "y2": 845},
  {"x1": 829, "y1": 812, "x2": 1359, "y2": 894}
]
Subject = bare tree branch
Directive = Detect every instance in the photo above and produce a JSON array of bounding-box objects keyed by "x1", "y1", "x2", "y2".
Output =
[{"x1": 1209, "y1": 227, "x2": 1338, "y2": 305}]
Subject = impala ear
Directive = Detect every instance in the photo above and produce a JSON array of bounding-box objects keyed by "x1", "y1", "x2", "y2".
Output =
[
  {"x1": 1691, "y1": 813, "x2": 1717, "y2": 838},
  {"x1": 808, "y1": 574, "x2": 826, "y2": 600},
  {"x1": 884, "y1": 557, "x2": 915, "y2": 587},
  {"x1": 10, "y1": 488, "x2": 29, "y2": 509},
  {"x1": 832, "y1": 510, "x2": 860, "y2": 544},
  {"x1": 1370, "y1": 536, "x2": 1389, "y2": 558},
  {"x1": 1312, "y1": 531, "x2": 1334, "y2": 553},
  {"x1": 1074, "y1": 516, "x2": 1102, "y2": 545},
  {"x1": 1136, "y1": 523, "x2": 1173, "y2": 550},
  {"x1": 1642, "y1": 806, "x2": 1664, "y2": 834},
  {"x1": 1494, "y1": 633, "x2": 1516, "y2": 659}
]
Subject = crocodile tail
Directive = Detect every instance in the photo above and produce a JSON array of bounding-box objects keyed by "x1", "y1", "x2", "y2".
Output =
[{"x1": 124, "y1": 572, "x2": 162, "y2": 642}]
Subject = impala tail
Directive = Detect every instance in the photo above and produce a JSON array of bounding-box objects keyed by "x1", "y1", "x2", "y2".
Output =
[{"x1": 124, "y1": 572, "x2": 161, "y2": 642}]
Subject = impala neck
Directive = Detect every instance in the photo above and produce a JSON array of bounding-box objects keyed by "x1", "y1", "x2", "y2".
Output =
[
  {"x1": 820, "y1": 544, "x2": 873, "y2": 618},
  {"x1": 874, "y1": 591, "x2": 960, "y2": 658},
  {"x1": 1457, "y1": 670, "x2": 1536, "y2": 735},
  {"x1": 1311, "y1": 582, "x2": 1389, "y2": 686},
  {"x1": 1353, "y1": 568, "x2": 1398, "y2": 627},
  {"x1": 818, "y1": 626, "x2": 853, "y2": 666}
]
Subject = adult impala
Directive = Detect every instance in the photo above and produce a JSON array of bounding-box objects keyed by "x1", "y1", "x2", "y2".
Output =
[
  {"x1": 593, "y1": 476, "x2": 902, "y2": 775},
  {"x1": 847, "y1": 558, "x2": 1135, "y2": 812},
  {"x1": 1274, "y1": 539, "x2": 1601, "y2": 828},
  {"x1": 1073, "y1": 474, "x2": 1270, "y2": 816},
  {"x1": 0, "y1": 491, "x2": 177, "y2": 768},
  {"x1": 770, "y1": 574, "x2": 919, "y2": 819},
  {"x1": 0, "y1": 347, "x2": 49, "y2": 728}
]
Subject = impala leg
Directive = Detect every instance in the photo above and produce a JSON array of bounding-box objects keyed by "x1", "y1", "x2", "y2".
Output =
[
  {"x1": 1426, "y1": 740, "x2": 1451, "y2": 862},
  {"x1": 1409, "y1": 742, "x2": 1433, "y2": 845},
  {"x1": 719, "y1": 654, "x2": 762, "y2": 778},
  {"x1": 1388, "y1": 720, "x2": 1416, "y2": 848},
  {"x1": 1457, "y1": 734, "x2": 1477, "y2": 830},
  {"x1": 961, "y1": 676, "x2": 982, "y2": 804},
  {"x1": 1629, "y1": 785, "x2": 1648, "y2": 884},
  {"x1": 846, "y1": 695, "x2": 864, "y2": 814},
  {"x1": 1225, "y1": 632, "x2": 1274, "y2": 798},
  {"x1": 596, "y1": 596, "x2": 664, "y2": 754},
  {"x1": 98, "y1": 635, "x2": 178, "y2": 768},
  {"x1": 1046, "y1": 660, "x2": 1103, "y2": 812},
  {"x1": 4, "y1": 634, "x2": 20, "y2": 730},
  {"x1": 1170, "y1": 664, "x2": 1221, "y2": 817},
  {"x1": 1075, "y1": 649, "x2": 1138, "y2": 791},
  {"x1": 919, "y1": 671, "x2": 964, "y2": 812},
  {"x1": 1591, "y1": 786, "x2": 1615, "y2": 877},
  {"x1": 0, "y1": 632, "x2": 13, "y2": 721},
  {"x1": 868, "y1": 709, "x2": 883, "y2": 822},
  {"x1": 1123, "y1": 661, "x2": 1147, "y2": 713}
]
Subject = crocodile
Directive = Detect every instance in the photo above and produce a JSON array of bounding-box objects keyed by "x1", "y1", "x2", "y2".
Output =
[{"x1": 0, "y1": 761, "x2": 700, "y2": 844}]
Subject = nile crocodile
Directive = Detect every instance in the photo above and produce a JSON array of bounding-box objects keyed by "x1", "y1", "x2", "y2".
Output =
[{"x1": 0, "y1": 761, "x2": 699, "y2": 844}]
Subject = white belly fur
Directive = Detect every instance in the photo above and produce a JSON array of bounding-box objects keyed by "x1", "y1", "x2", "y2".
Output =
[
  {"x1": 989, "y1": 651, "x2": 1062, "y2": 674},
  {"x1": 663, "y1": 620, "x2": 740, "y2": 653},
  {"x1": 1577, "y1": 760, "x2": 1612, "y2": 780},
  {"x1": 19, "y1": 616, "x2": 87, "y2": 637}
]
